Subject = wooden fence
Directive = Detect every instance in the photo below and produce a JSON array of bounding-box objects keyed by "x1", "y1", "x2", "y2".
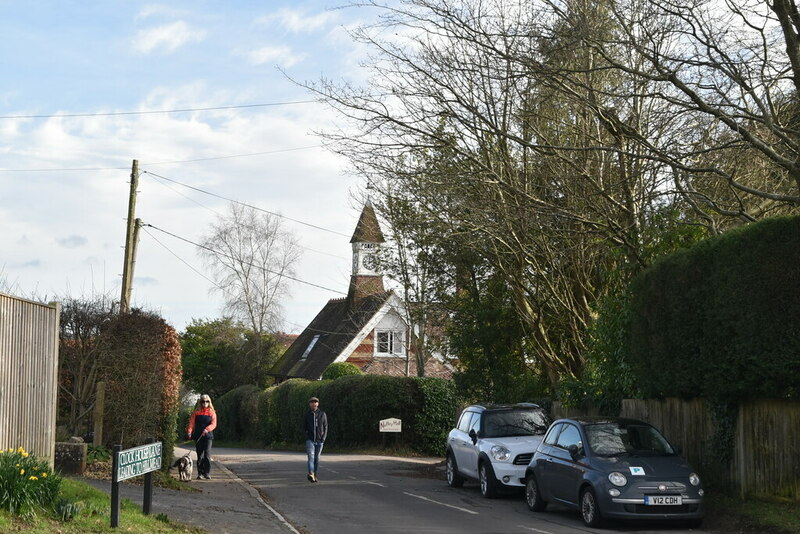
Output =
[
  {"x1": 0, "y1": 293, "x2": 60, "y2": 465},
  {"x1": 553, "y1": 398, "x2": 800, "y2": 500}
]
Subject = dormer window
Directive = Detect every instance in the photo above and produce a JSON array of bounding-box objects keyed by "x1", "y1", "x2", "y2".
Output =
[{"x1": 375, "y1": 330, "x2": 404, "y2": 356}]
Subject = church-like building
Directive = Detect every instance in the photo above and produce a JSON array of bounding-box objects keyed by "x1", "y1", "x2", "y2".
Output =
[{"x1": 269, "y1": 201, "x2": 453, "y2": 381}]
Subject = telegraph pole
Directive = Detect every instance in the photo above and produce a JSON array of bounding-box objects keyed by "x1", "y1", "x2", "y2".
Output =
[{"x1": 120, "y1": 160, "x2": 139, "y2": 314}]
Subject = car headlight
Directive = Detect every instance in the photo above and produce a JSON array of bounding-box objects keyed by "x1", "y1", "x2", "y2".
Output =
[
  {"x1": 608, "y1": 471, "x2": 628, "y2": 487},
  {"x1": 490, "y1": 445, "x2": 511, "y2": 462},
  {"x1": 689, "y1": 472, "x2": 701, "y2": 486}
]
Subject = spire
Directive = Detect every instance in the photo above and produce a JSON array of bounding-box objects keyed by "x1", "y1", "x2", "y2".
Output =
[{"x1": 350, "y1": 200, "x2": 385, "y2": 244}]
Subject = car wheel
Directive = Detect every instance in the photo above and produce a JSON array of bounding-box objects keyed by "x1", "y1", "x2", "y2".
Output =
[
  {"x1": 478, "y1": 461, "x2": 498, "y2": 498},
  {"x1": 525, "y1": 474, "x2": 547, "y2": 512},
  {"x1": 446, "y1": 452, "x2": 464, "y2": 488},
  {"x1": 580, "y1": 487, "x2": 604, "y2": 528}
]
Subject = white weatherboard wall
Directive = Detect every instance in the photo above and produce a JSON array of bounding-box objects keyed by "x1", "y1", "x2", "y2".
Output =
[{"x1": 0, "y1": 293, "x2": 60, "y2": 465}]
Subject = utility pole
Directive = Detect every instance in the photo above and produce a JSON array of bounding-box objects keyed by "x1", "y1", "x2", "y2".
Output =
[{"x1": 120, "y1": 160, "x2": 139, "y2": 314}]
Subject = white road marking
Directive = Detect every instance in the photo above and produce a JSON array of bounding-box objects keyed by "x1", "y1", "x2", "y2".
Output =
[
  {"x1": 403, "y1": 492, "x2": 479, "y2": 515},
  {"x1": 365, "y1": 481, "x2": 386, "y2": 487},
  {"x1": 214, "y1": 460, "x2": 300, "y2": 534},
  {"x1": 517, "y1": 526, "x2": 555, "y2": 534}
]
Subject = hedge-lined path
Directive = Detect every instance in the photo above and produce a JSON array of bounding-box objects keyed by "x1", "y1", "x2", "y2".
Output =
[{"x1": 215, "y1": 448, "x2": 709, "y2": 534}]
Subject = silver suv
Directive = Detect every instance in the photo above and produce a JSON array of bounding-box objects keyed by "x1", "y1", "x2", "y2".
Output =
[{"x1": 446, "y1": 403, "x2": 550, "y2": 498}]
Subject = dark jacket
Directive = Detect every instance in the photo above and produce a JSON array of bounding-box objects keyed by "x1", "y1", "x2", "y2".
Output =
[
  {"x1": 304, "y1": 409, "x2": 328, "y2": 442},
  {"x1": 187, "y1": 408, "x2": 217, "y2": 441}
]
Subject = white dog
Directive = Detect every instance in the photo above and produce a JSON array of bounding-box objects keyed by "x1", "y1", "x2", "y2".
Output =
[{"x1": 171, "y1": 452, "x2": 194, "y2": 482}]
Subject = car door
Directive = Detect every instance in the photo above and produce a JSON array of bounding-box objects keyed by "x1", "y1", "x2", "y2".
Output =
[
  {"x1": 460, "y1": 411, "x2": 482, "y2": 478},
  {"x1": 449, "y1": 411, "x2": 474, "y2": 476},
  {"x1": 534, "y1": 422, "x2": 563, "y2": 501},
  {"x1": 548, "y1": 423, "x2": 586, "y2": 505}
]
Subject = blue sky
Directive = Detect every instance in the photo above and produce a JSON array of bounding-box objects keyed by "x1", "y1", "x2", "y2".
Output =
[{"x1": 0, "y1": 1, "x2": 378, "y2": 333}]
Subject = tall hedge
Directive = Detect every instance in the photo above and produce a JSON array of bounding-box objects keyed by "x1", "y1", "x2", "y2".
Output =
[
  {"x1": 100, "y1": 312, "x2": 182, "y2": 468},
  {"x1": 261, "y1": 375, "x2": 458, "y2": 455},
  {"x1": 629, "y1": 216, "x2": 800, "y2": 401}
]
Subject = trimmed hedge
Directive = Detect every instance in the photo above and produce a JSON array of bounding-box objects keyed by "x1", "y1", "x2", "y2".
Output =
[
  {"x1": 259, "y1": 375, "x2": 458, "y2": 455},
  {"x1": 213, "y1": 385, "x2": 262, "y2": 443},
  {"x1": 629, "y1": 216, "x2": 800, "y2": 401},
  {"x1": 321, "y1": 361, "x2": 363, "y2": 380}
]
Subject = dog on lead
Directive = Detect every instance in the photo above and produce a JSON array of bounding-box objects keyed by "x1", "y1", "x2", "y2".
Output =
[{"x1": 171, "y1": 452, "x2": 194, "y2": 481}]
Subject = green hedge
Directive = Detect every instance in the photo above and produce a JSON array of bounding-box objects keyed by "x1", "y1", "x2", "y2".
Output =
[
  {"x1": 261, "y1": 375, "x2": 458, "y2": 455},
  {"x1": 629, "y1": 216, "x2": 800, "y2": 401},
  {"x1": 213, "y1": 385, "x2": 262, "y2": 443}
]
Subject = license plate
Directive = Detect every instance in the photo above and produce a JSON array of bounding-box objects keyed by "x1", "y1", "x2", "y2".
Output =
[{"x1": 645, "y1": 495, "x2": 682, "y2": 505}]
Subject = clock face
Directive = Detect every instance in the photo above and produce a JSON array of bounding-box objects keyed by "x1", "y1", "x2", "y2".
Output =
[{"x1": 362, "y1": 253, "x2": 379, "y2": 271}]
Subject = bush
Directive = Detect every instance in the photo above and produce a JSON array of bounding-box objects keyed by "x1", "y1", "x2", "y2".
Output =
[
  {"x1": 214, "y1": 385, "x2": 262, "y2": 443},
  {"x1": 261, "y1": 375, "x2": 459, "y2": 455},
  {"x1": 629, "y1": 215, "x2": 800, "y2": 402},
  {"x1": 0, "y1": 447, "x2": 62, "y2": 515},
  {"x1": 321, "y1": 362, "x2": 363, "y2": 380}
]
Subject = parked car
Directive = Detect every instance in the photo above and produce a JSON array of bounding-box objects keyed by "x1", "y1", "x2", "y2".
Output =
[
  {"x1": 446, "y1": 403, "x2": 550, "y2": 498},
  {"x1": 524, "y1": 417, "x2": 705, "y2": 527}
]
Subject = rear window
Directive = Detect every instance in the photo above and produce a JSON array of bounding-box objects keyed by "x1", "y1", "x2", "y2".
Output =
[{"x1": 482, "y1": 409, "x2": 549, "y2": 438}]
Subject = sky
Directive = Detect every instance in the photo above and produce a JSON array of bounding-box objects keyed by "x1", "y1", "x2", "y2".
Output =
[{"x1": 0, "y1": 1, "x2": 379, "y2": 334}]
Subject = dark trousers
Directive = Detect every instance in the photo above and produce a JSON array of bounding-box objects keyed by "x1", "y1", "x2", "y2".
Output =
[{"x1": 195, "y1": 436, "x2": 213, "y2": 476}]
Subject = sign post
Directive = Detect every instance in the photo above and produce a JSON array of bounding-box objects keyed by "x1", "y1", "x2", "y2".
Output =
[
  {"x1": 110, "y1": 439, "x2": 162, "y2": 528},
  {"x1": 379, "y1": 418, "x2": 402, "y2": 448}
]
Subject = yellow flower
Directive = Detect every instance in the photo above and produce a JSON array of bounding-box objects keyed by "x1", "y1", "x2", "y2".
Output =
[
  {"x1": 42, "y1": 472, "x2": 48, "y2": 478},
  {"x1": 17, "y1": 447, "x2": 25, "y2": 454},
  {"x1": 21, "y1": 452, "x2": 29, "y2": 458},
  {"x1": 29, "y1": 476, "x2": 38, "y2": 481},
  {"x1": 20, "y1": 469, "x2": 25, "y2": 475},
  {"x1": 15, "y1": 463, "x2": 20, "y2": 468}
]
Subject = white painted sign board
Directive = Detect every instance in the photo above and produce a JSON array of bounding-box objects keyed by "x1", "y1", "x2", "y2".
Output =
[{"x1": 379, "y1": 418, "x2": 402, "y2": 433}]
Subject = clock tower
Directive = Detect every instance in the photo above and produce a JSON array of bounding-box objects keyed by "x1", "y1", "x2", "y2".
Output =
[{"x1": 347, "y1": 201, "x2": 386, "y2": 304}]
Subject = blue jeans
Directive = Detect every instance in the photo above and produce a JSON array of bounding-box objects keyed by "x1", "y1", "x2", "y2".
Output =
[{"x1": 305, "y1": 440, "x2": 324, "y2": 473}]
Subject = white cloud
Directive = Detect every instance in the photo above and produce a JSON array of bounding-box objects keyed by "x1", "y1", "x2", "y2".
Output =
[
  {"x1": 256, "y1": 9, "x2": 338, "y2": 33},
  {"x1": 133, "y1": 21, "x2": 206, "y2": 55},
  {"x1": 241, "y1": 46, "x2": 306, "y2": 68},
  {"x1": 56, "y1": 235, "x2": 88, "y2": 249}
]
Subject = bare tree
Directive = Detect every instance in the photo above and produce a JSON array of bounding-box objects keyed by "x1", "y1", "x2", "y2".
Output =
[{"x1": 198, "y1": 203, "x2": 302, "y2": 335}]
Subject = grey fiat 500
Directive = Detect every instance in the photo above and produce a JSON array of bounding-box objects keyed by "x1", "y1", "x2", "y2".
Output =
[{"x1": 524, "y1": 417, "x2": 704, "y2": 528}]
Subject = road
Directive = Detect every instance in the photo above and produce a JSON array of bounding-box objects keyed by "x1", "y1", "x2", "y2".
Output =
[{"x1": 212, "y1": 448, "x2": 709, "y2": 534}]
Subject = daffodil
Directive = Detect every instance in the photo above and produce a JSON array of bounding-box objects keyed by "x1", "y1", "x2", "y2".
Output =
[
  {"x1": 41, "y1": 472, "x2": 48, "y2": 478},
  {"x1": 19, "y1": 469, "x2": 25, "y2": 475},
  {"x1": 21, "y1": 452, "x2": 28, "y2": 458},
  {"x1": 28, "y1": 476, "x2": 38, "y2": 481}
]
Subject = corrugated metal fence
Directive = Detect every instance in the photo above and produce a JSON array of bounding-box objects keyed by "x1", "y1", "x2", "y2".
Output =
[
  {"x1": 553, "y1": 398, "x2": 800, "y2": 500},
  {"x1": 0, "y1": 293, "x2": 60, "y2": 465}
]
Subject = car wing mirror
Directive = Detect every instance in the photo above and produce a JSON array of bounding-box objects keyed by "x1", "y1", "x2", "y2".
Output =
[
  {"x1": 469, "y1": 429, "x2": 478, "y2": 444},
  {"x1": 568, "y1": 444, "x2": 583, "y2": 461}
]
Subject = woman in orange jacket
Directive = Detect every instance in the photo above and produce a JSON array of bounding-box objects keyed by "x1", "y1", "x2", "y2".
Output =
[{"x1": 187, "y1": 394, "x2": 217, "y2": 479}]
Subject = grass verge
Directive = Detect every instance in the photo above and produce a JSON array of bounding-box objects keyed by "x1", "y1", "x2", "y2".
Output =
[
  {"x1": 704, "y1": 492, "x2": 800, "y2": 533},
  {"x1": 0, "y1": 477, "x2": 206, "y2": 533}
]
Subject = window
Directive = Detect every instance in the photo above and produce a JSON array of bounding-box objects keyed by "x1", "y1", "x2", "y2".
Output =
[
  {"x1": 457, "y1": 411, "x2": 474, "y2": 433},
  {"x1": 544, "y1": 423, "x2": 563, "y2": 446},
  {"x1": 375, "y1": 330, "x2": 404, "y2": 356},
  {"x1": 300, "y1": 335, "x2": 320, "y2": 360},
  {"x1": 555, "y1": 424, "x2": 583, "y2": 453}
]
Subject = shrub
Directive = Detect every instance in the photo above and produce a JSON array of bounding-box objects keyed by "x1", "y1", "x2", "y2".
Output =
[
  {"x1": 0, "y1": 447, "x2": 62, "y2": 515},
  {"x1": 261, "y1": 375, "x2": 459, "y2": 455},
  {"x1": 214, "y1": 385, "x2": 262, "y2": 443},
  {"x1": 629, "y1": 215, "x2": 800, "y2": 402},
  {"x1": 321, "y1": 362, "x2": 363, "y2": 380}
]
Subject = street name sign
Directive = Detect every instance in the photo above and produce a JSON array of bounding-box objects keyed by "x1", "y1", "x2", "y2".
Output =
[
  {"x1": 115, "y1": 441, "x2": 162, "y2": 482},
  {"x1": 379, "y1": 418, "x2": 402, "y2": 432}
]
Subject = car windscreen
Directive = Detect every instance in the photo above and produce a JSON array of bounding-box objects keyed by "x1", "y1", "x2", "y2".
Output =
[
  {"x1": 482, "y1": 409, "x2": 549, "y2": 438},
  {"x1": 585, "y1": 422, "x2": 676, "y2": 457}
]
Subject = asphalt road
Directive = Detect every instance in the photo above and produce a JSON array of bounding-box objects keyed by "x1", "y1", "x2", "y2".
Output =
[{"x1": 213, "y1": 448, "x2": 710, "y2": 534}]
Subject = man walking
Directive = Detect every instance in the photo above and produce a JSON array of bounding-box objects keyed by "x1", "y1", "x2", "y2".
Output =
[{"x1": 304, "y1": 396, "x2": 327, "y2": 482}]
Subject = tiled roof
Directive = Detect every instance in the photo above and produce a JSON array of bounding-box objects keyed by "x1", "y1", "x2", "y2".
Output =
[
  {"x1": 349, "y1": 201, "x2": 385, "y2": 243},
  {"x1": 268, "y1": 291, "x2": 393, "y2": 380}
]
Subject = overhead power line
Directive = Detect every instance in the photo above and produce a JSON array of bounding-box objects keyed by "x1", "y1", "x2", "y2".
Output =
[
  {"x1": 142, "y1": 170, "x2": 351, "y2": 238},
  {"x1": 0, "y1": 100, "x2": 319, "y2": 120},
  {"x1": 142, "y1": 222, "x2": 347, "y2": 296},
  {"x1": 0, "y1": 145, "x2": 323, "y2": 172}
]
